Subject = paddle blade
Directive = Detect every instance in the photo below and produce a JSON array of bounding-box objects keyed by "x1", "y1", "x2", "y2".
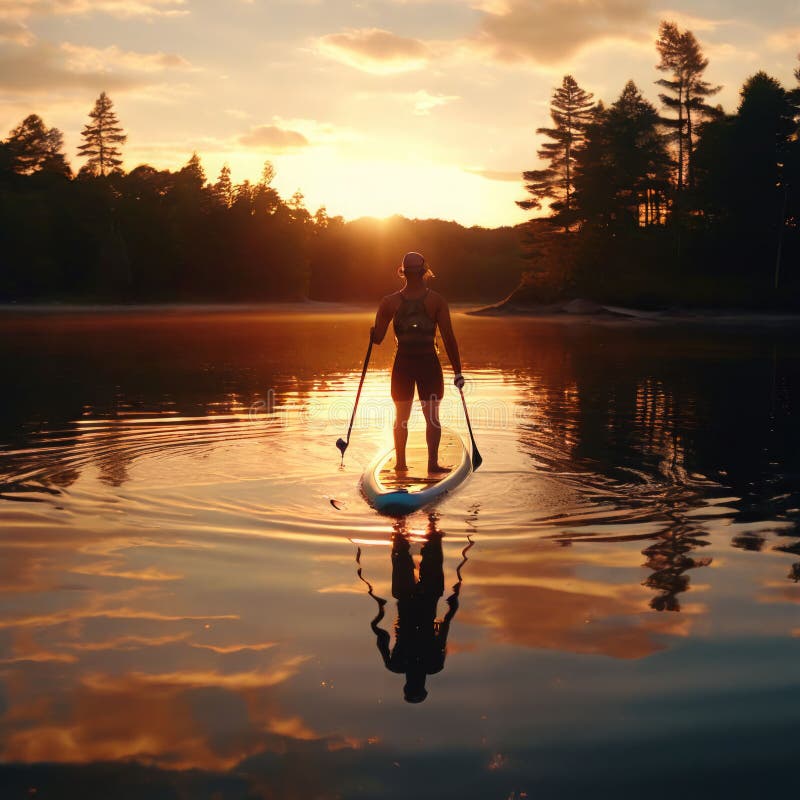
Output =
[
  {"x1": 335, "y1": 437, "x2": 348, "y2": 456},
  {"x1": 472, "y1": 447, "x2": 483, "y2": 471}
]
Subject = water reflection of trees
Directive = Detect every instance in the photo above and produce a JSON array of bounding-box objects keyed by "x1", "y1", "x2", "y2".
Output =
[
  {"x1": 501, "y1": 322, "x2": 800, "y2": 591},
  {"x1": 0, "y1": 313, "x2": 375, "y2": 496},
  {"x1": 643, "y1": 514, "x2": 712, "y2": 612}
]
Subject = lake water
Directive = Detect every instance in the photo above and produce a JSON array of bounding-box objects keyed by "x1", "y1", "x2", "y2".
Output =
[{"x1": 1, "y1": 309, "x2": 799, "y2": 799}]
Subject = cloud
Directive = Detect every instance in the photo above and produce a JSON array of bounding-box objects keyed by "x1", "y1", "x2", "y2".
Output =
[
  {"x1": 0, "y1": 19, "x2": 34, "y2": 43},
  {"x1": 238, "y1": 124, "x2": 310, "y2": 150},
  {"x1": 411, "y1": 89, "x2": 459, "y2": 114},
  {"x1": 0, "y1": 0, "x2": 189, "y2": 21},
  {"x1": 0, "y1": 37, "x2": 191, "y2": 93},
  {"x1": 316, "y1": 27, "x2": 431, "y2": 74},
  {"x1": 467, "y1": 0, "x2": 655, "y2": 65},
  {"x1": 465, "y1": 166, "x2": 520, "y2": 181},
  {"x1": 766, "y1": 28, "x2": 800, "y2": 52}
]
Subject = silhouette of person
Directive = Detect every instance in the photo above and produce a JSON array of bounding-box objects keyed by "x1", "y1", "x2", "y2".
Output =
[
  {"x1": 370, "y1": 251, "x2": 465, "y2": 474},
  {"x1": 358, "y1": 515, "x2": 471, "y2": 703}
]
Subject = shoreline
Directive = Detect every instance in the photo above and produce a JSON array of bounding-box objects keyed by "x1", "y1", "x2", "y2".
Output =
[
  {"x1": 1, "y1": 299, "x2": 799, "y2": 325},
  {"x1": 467, "y1": 298, "x2": 800, "y2": 325}
]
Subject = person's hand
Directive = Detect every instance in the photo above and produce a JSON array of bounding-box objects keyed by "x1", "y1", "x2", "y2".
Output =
[{"x1": 453, "y1": 374, "x2": 465, "y2": 390}]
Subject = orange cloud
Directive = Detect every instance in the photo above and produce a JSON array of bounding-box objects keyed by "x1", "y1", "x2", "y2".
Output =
[
  {"x1": 0, "y1": 38, "x2": 191, "y2": 93},
  {"x1": 238, "y1": 124, "x2": 310, "y2": 150},
  {"x1": 468, "y1": 0, "x2": 654, "y2": 64},
  {"x1": 465, "y1": 167, "x2": 522, "y2": 182},
  {"x1": 0, "y1": 19, "x2": 34, "y2": 43},
  {"x1": 2, "y1": 0, "x2": 188, "y2": 20},
  {"x1": 317, "y1": 27, "x2": 431, "y2": 74}
]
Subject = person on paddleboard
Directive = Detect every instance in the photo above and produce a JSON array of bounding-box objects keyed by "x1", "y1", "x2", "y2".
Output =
[{"x1": 370, "y1": 251, "x2": 464, "y2": 474}]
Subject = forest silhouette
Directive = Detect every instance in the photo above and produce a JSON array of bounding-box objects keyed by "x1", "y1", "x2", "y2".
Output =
[{"x1": 1, "y1": 21, "x2": 798, "y2": 309}]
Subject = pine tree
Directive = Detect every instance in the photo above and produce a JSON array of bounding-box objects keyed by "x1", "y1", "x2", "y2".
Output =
[
  {"x1": 518, "y1": 75, "x2": 595, "y2": 230},
  {"x1": 78, "y1": 92, "x2": 127, "y2": 176},
  {"x1": 213, "y1": 164, "x2": 234, "y2": 207},
  {"x1": 605, "y1": 81, "x2": 672, "y2": 226},
  {"x1": 790, "y1": 53, "x2": 800, "y2": 124},
  {"x1": 656, "y1": 22, "x2": 686, "y2": 192},
  {"x1": 253, "y1": 160, "x2": 280, "y2": 215},
  {"x1": 574, "y1": 83, "x2": 671, "y2": 228},
  {"x1": 177, "y1": 152, "x2": 205, "y2": 190},
  {"x1": 656, "y1": 21, "x2": 720, "y2": 193},
  {"x1": 6, "y1": 114, "x2": 70, "y2": 176}
]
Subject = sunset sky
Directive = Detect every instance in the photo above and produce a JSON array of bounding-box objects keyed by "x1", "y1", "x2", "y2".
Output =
[{"x1": 1, "y1": 0, "x2": 798, "y2": 227}]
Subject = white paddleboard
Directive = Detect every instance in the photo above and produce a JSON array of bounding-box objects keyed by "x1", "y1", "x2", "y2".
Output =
[{"x1": 361, "y1": 427, "x2": 472, "y2": 515}]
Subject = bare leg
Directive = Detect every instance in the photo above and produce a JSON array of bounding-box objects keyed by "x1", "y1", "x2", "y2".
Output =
[
  {"x1": 393, "y1": 400, "x2": 413, "y2": 470},
  {"x1": 421, "y1": 398, "x2": 446, "y2": 472}
]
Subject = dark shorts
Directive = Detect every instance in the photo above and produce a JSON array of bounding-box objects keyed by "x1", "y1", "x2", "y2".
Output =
[{"x1": 391, "y1": 349, "x2": 444, "y2": 403}]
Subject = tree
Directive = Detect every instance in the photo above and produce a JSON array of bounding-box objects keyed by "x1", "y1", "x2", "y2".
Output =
[
  {"x1": 212, "y1": 164, "x2": 233, "y2": 208},
  {"x1": 253, "y1": 160, "x2": 280, "y2": 215},
  {"x1": 6, "y1": 114, "x2": 71, "y2": 176},
  {"x1": 656, "y1": 22, "x2": 721, "y2": 193},
  {"x1": 176, "y1": 152, "x2": 205, "y2": 191},
  {"x1": 78, "y1": 92, "x2": 127, "y2": 176},
  {"x1": 575, "y1": 82, "x2": 671, "y2": 229},
  {"x1": 518, "y1": 75, "x2": 594, "y2": 230}
]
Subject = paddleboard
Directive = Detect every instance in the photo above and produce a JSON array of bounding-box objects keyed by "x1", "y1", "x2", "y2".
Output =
[{"x1": 361, "y1": 427, "x2": 472, "y2": 515}]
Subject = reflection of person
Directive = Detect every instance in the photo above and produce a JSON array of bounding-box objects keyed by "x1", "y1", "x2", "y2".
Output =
[
  {"x1": 360, "y1": 516, "x2": 471, "y2": 704},
  {"x1": 370, "y1": 252, "x2": 464, "y2": 474}
]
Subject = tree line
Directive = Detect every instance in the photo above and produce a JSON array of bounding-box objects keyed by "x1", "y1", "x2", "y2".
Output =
[
  {"x1": 517, "y1": 21, "x2": 800, "y2": 308},
  {"x1": 0, "y1": 93, "x2": 524, "y2": 304}
]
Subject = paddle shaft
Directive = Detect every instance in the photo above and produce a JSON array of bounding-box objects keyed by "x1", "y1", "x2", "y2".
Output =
[
  {"x1": 458, "y1": 385, "x2": 482, "y2": 470},
  {"x1": 343, "y1": 334, "x2": 374, "y2": 447}
]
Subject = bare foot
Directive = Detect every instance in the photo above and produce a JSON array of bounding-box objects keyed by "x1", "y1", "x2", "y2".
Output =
[
  {"x1": 394, "y1": 462, "x2": 409, "y2": 472},
  {"x1": 427, "y1": 463, "x2": 450, "y2": 474}
]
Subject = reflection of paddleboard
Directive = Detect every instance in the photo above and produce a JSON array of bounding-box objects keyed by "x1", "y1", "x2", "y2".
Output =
[{"x1": 361, "y1": 427, "x2": 472, "y2": 515}]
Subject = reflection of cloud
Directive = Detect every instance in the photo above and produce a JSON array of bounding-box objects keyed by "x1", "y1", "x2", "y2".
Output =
[
  {"x1": 0, "y1": 603, "x2": 238, "y2": 630},
  {"x1": 758, "y1": 580, "x2": 800, "y2": 605},
  {"x1": 191, "y1": 641, "x2": 277, "y2": 654},
  {"x1": 69, "y1": 561, "x2": 183, "y2": 581},
  {"x1": 81, "y1": 658, "x2": 309, "y2": 691},
  {"x1": 461, "y1": 545, "x2": 695, "y2": 659},
  {"x1": 1, "y1": 631, "x2": 77, "y2": 664},
  {"x1": 317, "y1": 27, "x2": 431, "y2": 74},
  {"x1": 238, "y1": 124, "x2": 310, "y2": 150},
  {"x1": 0, "y1": 655, "x2": 354, "y2": 772},
  {"x1": 318, "y1": 582, "x2": 365, "y2": 594},
  {"x1": 63, "y1": 632, "x2": 193, "y2": 651}
]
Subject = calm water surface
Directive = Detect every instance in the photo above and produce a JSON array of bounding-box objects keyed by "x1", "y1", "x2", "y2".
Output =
[{"x1": 1, "y1": 309, "x2": 799, "y2": 799}]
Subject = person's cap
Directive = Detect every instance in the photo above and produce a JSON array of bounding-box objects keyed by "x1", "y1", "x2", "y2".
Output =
[{"x1": 401, "y1": 252, "x2": 427, "y2": 272}]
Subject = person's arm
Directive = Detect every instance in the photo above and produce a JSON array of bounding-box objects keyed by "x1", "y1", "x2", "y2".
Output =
[
  {"x1": 436, "y1": 297, "x2": 463, "y2": 382},
  {"x1": 371, "y1": 295, "x2": 394, "y2": 344}
]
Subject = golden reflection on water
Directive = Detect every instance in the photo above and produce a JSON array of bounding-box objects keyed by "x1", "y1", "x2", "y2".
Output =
[{"x1": 0, "y1": 310, "x2": 798, "y2": 782}]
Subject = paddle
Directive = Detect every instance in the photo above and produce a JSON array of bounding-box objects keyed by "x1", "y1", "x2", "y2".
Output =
[
  {"x1": 336, "y1": 330, "x2": 374, "y2": 462},
  {"x1": 457, "y1": 384, "x2": 483, "y2": 471}
]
